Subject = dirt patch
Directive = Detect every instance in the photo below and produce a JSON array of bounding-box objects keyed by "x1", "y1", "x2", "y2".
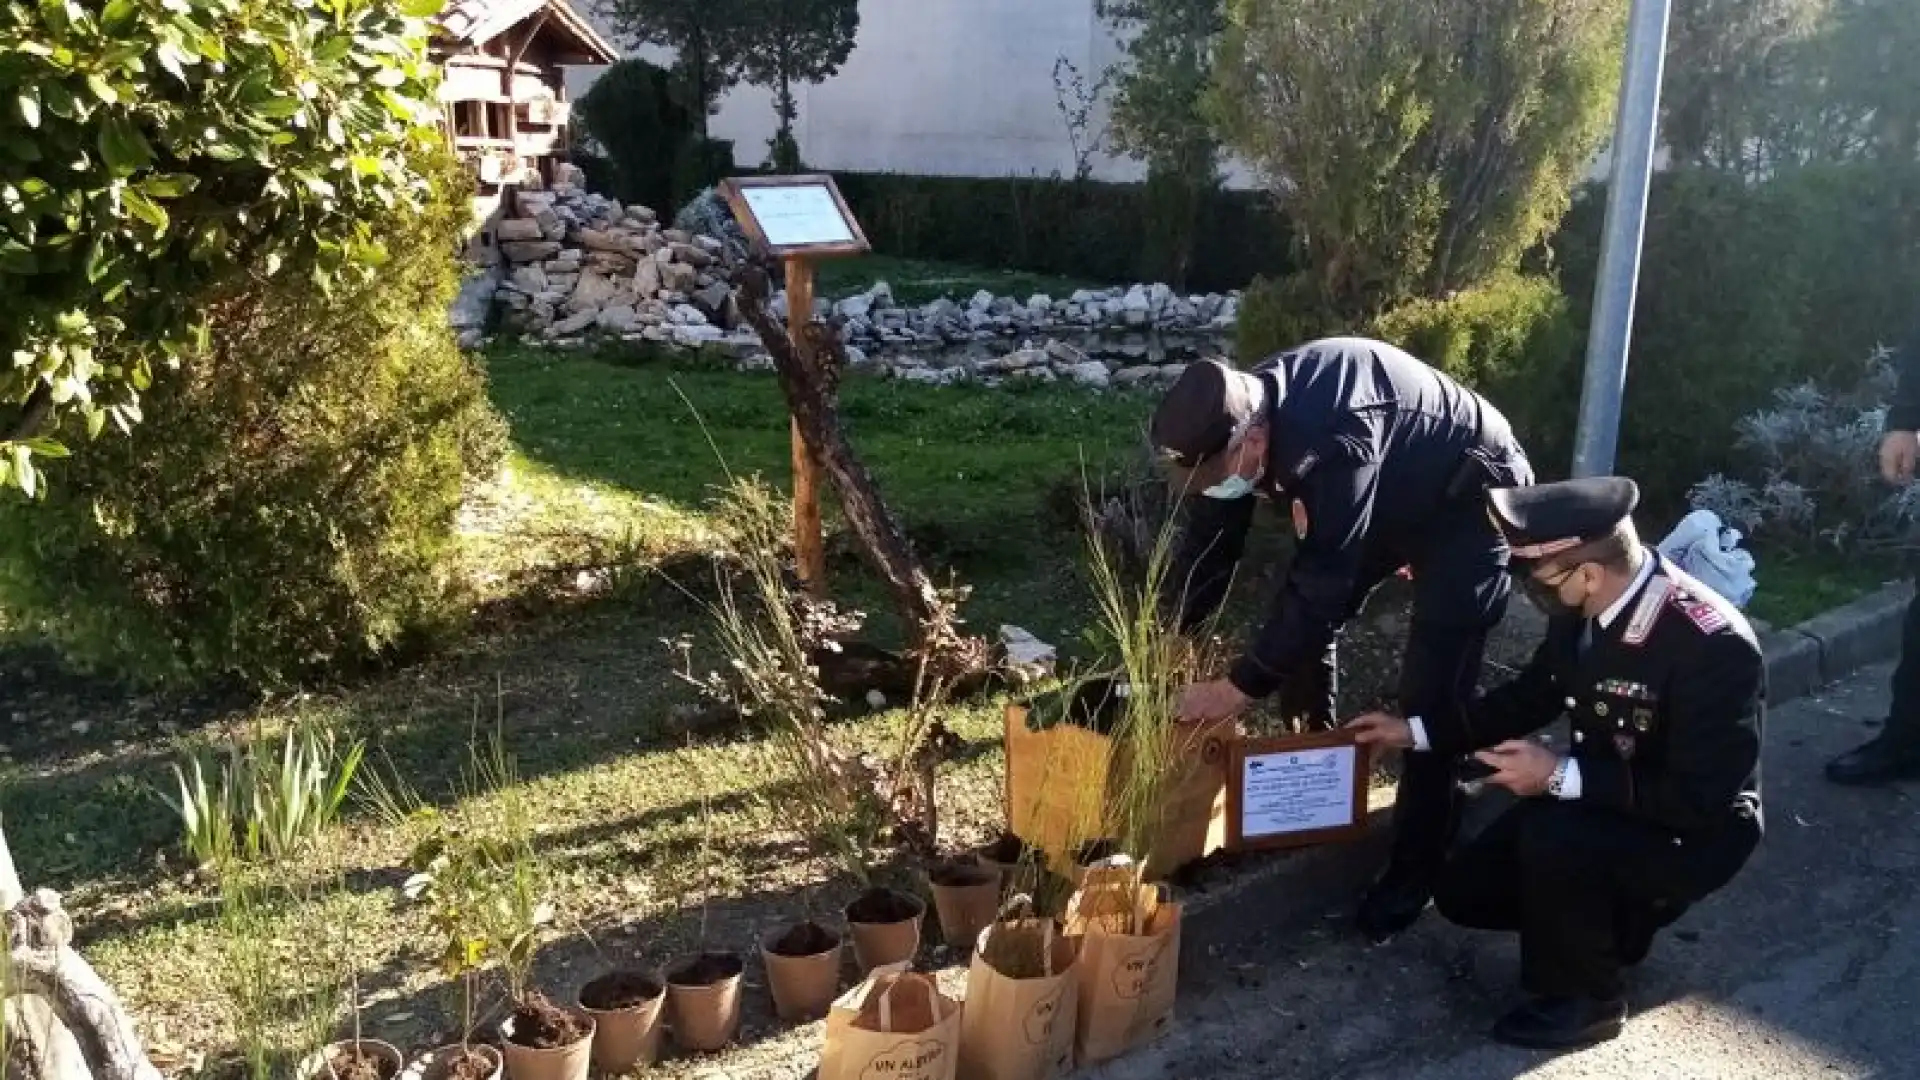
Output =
[
  {"x1": 929, "y1": 862, "x2": 996, "y2": 888},
  {"x1": 768, "y1": 920, "x2": 840, "y2": 957},
  {"x1": 505, "y1": 993, "x2": 589, "y2": 1049},
  {"x1": 846, "y1": 887, "x2": 922, "y2": 924},
  {"x1": 579, "y1": 970, "x2": 663, "y2": 1011},
  {"x1": 326, "y1": 1047, "x2": 396, "y2": 1080},
  {"x1": 668, "y1": 952, "x2": 745, "y2": 987}
]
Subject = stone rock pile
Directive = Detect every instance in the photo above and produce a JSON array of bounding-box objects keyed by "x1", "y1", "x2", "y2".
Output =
[
  {"x1": 474, "y1": 179, "x2": 763, "y2": 352},
  {"x1": 807, "y1": 281, "x2": 1238, "y2": 350}
]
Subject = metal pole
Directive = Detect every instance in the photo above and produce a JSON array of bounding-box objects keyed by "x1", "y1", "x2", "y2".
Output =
[{"x1": 1570, "y1": 0, "x2": 1672, "y2": 478}]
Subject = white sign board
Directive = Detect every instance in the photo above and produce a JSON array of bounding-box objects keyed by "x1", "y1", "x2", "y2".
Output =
[
  {"x1": 739, "y1": 184, "x2": 858, "y2": 249},
  {"x1": 1238, "y1": 745, "x2": 1359, "y2": 840}
]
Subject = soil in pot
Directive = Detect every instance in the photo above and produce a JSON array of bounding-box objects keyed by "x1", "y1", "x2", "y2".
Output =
[
  {"x1": 977, "y1": 832, "x2": 1034, "y2": 867},
  {"x1": 929, "y1": 861, "x2": 1003, "y2": 950},
  {"x1": 768, "y1": 920, "x2": 840, "y2": 957},
  {"x1": 579, "y1": 970, "x2": 663, "y2": 1011},
  {"x1": 762, "y1": 921, "x2": 842, "y2": 1022},
  {"x1": 505, "y1": 992, "x2": 591, "y2": 1049},
  {"x1": 578, "y1": 970, "x2": 665, "y2": 1072},
  {"x1": 845, "y1": 887, "x2": 925, "y2": 971},
  {"x1": 410, "y1": 1046, "x2": 501, "y2": 1080},
  {"x1": 666, "y1": 952, "x2": 745, "y2": 1052},
  {"x1": 327, "y1": 1043, "x2": 401, "y2": 1080}
]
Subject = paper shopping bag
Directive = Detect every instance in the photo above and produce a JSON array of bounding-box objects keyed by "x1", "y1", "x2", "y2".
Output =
[
  {"x1": 1064, "y1": 880, "x2": 1182, "y2": 1064},
  {"x1": 958, "y1": 900, "x2": 1079, "y2": 1080},
  {"x1": 818, "y1": 969, "x2": 961, "y2": 1080}
]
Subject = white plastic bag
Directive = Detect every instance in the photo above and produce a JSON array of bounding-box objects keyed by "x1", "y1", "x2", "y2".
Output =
[{"x1": 1658, "y1": 509, "x2": 1758, "y2": 609}]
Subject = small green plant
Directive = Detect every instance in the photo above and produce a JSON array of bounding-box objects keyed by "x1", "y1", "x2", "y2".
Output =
[
  {"x1": 213, "y1": 870, "x2": 342, "y2": 1080},
  {"x1": 163, "y1": 723, "x2": 365, "y2": 868}
]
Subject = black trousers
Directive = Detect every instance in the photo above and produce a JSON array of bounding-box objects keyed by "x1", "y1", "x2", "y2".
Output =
[
  {"x1": 1433, "y1": 800, "x2": 1707, "y2": 1000},
  {"x1": 1883, "y1": 586, "x2": 1920, "y2": 748},
  {"x1": 1273, "y1": 499, "x2": 1512, "y2": 876}
]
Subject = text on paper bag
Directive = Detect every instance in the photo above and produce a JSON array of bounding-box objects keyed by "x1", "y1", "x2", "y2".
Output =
[
  {"x1": 1110, "y1": 938, "x2": 1171, "y2": 1000},
  {"x1": 1023, "y1": 987, "x2": 1066, "y2": 1046},
  {"x1": 861, "y1": 1038, "x2": 948, "y2": 1079}
]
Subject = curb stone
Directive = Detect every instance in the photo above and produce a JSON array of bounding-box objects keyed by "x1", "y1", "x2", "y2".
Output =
[
  {"x1": 1169, "y1": 580, "x2": 1915, "y2": 960},
  {"x1": 1762, "y1": 581, "x2": 1912, "y2": 706}
]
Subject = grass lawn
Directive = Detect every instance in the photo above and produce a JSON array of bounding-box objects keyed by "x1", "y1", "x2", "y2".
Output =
[
  {"x1": 0, "y1": 342, "x2": 1887, "y2": 1077},
  {"x1": 1744, "y1": 544, "x2": 1902, "y2": 628},
  {"x1": 812, "y1": 254, "x2": 1101, "y2": 307}
]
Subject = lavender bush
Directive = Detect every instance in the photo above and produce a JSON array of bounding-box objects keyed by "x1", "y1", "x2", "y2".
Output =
[{"x1": 1690, "y1": 347, "x2": 1920, "y2": 553}]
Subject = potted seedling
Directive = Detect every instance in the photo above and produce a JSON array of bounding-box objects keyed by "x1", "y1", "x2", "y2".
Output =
[
  {"x1": 577, "y1": 968, "x2": 666, "y2": 1073},
  {"x1": 308, "y1": 970, "x2": 403, "y2": 1080},
  {"x1": 665, "y1": 790, "x2": 745, "y2": 1051},
  {"x1": 400, "y1": 810, "x2": 504, "y2": 1080},
  {"x1": 843, "y1": 883, "x2": 926, "y2": 972}
]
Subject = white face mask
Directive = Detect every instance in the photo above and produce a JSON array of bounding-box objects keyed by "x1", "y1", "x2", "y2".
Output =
[
  {"x1": 1203, "y1": 474, "x2": 1256, "y2": 500},
  {"x1": 1200, "y1": 438, "x2": 1262, "y2": 500}
]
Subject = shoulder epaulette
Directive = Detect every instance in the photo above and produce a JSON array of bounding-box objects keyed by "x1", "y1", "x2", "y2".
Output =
[{"x1": 1623, "y1": 575, "x2": 1671, "y2": 646}]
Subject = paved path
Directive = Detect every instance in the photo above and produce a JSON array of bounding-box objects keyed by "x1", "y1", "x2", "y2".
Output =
[{"x1": 1095, "y1": 660, "x2": 1920, "y2": 1079}]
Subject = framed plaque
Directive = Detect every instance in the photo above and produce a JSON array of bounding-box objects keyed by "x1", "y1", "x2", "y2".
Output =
[
  {"x1": 719, "y1": 174, "x2": 870, "y2": 258},
  {"x1": 1226, "y1": 731, "x2": 1371, "y2": 851}
]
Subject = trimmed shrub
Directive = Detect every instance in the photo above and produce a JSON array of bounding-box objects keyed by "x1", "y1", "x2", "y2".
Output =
[
  {"x1": 0, "y1": 157, "x2": 509, "y2": 688},
  {"x1": 830, "y1": 172, "x2": 1296, "y2": 292},
  {"x1": 1369, "y1": 272, "x2": 1583, "y2": 468},
  {"x1": 1235, "y1": 271, "x2": 1340, "y2": 363},
  {"x1": 1552, "y1": 162, "x2": 1920, "y2": 512},
  {"x1": 573, "y1": 58, "x2": 700, "y2": 215}
]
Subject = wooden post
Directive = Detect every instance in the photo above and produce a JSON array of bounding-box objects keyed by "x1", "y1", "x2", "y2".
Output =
[{"x1": 785, "y1": 256, "x2": 827, "y2": 595}]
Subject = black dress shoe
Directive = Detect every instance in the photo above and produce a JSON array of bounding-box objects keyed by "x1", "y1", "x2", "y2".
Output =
[
  {"x1": 1825, "y1": 734, "x2": 1920, "y2": 787},
  {"x1": 1357, "y1": 869, "x2": 1433, "y2": 944},
  {"x1": 1491, "y1": 995, "x2": 1627, "y2": 1050}
]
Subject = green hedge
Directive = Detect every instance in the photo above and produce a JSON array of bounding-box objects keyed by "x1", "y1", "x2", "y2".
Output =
[
  {"x1": 0, "y1": 157, "x2": 508, "y2": 688},
  {"x1": 830, "y1": 172, "x2": 1297, "y2": 292},
  {"x1": 1550, "y1": 162, "x2": 1920, "y2": 512}
]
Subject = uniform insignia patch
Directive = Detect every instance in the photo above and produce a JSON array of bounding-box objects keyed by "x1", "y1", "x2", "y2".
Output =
[
  {"x1": 1614, "y1": 732, "x2": 1637, "y2": 759},
  {"x1": 1291, "y1": 498, "x2": 1309, "y2": 540},
  {"x1": 1293, "y1": 450, "x2": 1319, "y2": 481},
  {"x1": 1597, "y1": 679, "x2": 1656, "y2": 701},
  {"x1": 1594, "y1": 701, "x2": 1610, "y2": 717},
  {"x1": 1623, "y1": 577, "x2": 1671, "y2": 646},
  {"x1": 1633, "y1": 708, "x2": 1654, "y2": 733},
  {"x1": 1680, "y1": 600, "x2": 1728, "y2": 634}
]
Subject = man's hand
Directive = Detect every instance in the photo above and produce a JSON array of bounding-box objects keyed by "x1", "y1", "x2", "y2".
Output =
[
  {"x1": 1176, "y1": 678, "x2": 1251, "y2": 724},
  {"x1": 1882, "y1": 431, "x2": 1919, "y2": 485},
  {"x1": 1345, "y1": 711, "x2": 1414, "y2": 750},
  {"x1": 1475, "y1": 740, "x2": 1561, "y2": 797}
]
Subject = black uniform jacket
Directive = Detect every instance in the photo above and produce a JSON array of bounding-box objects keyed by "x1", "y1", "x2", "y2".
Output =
[
  {"x1": 1437, "y1": 553, "x2": 1766, "y2": 883},
  {"x1": 1171, "y1": 337, "x2": 1528, "y2": 696},
  {"x1": 1883, "y1": 321, "x2": 1920, "y2": 433}
]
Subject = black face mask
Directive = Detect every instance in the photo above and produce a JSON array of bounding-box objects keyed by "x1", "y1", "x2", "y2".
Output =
[{"x1": 1517, "y1": 569, "x2": 1584, "y2": 619}]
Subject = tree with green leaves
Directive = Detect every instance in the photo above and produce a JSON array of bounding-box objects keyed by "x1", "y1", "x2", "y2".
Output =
[
  {"x1": 1660, "y1": 0, "x2": 1830, "y2": 173},
  {"x1": 738, "y1": 0, "x2": 860, "y2": 172},
  {"x1": 0, "y1": 0, "x2": 446, "y2": 497},
  {"x1": 1211, "y1": 0, "x2": 1627, "y2": 317},
  {"x1": 606, "y1": 0, "x2": 757, "y2": 140},
  {"x1": 1099, "y1": 0, "x2": 1226, "y2": 287}
]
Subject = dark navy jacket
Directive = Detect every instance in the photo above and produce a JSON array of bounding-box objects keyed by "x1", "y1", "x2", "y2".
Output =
[
  {"x1": 1884, "y1": 323, "x2": 1920, "y2": 433},
  {"x1": 1171, "y1": 337, "x2": 1530, "y2": 697}
]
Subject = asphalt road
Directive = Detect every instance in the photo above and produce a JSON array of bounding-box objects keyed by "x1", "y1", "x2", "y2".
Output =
[{"x1": 1094, "y1": 660, "x2": 1920, "y2": 1080}]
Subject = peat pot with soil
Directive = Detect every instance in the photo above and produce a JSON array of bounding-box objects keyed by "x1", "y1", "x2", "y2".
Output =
[
  {"x1": 843, "y1": 885, "x2": 926, "y2": 972},
  {"x1": 498, "y1": 992, "x2": 595, "y2": 1080},
  {"x1": 926, "y1": 859, "x2": 1003, "y2": 951},
  {"x1": 308, "y1": 1039, "x2": 404, "y2": 1080},
  {"x1": 666, "y1": 950, "x2": 746, "y2": 1052},
  {"x1": 762, "y1": 920, "x2": 845, "y2": 1022},
  {"x1": 577, "y1": 969, "x2": 666, "y2": 1073},
  {"x1": 402, "y1": 1044, "x2": 503, "y2": 1080}
]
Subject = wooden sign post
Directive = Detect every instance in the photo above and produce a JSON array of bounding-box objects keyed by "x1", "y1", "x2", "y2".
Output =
[{"x1": 719, "y1": 174, "x2": 871, "y2": 596}]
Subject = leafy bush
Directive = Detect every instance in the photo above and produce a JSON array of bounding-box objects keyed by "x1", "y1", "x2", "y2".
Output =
[
  {"x1": 0, "y1": 156, "x2": 508, "y2": 687},
  {"x1": 1690, "y1": 351, "x2": 1917, "y2": 553},
  {"x1": 1369, "y1": 272, "x2": 1583, "y2": 466},
  {"x1": 573, "y1": 58, "x2": 699, "y2": 215},
  {"x1": 832, "y1": 171, "x2": 1296, "y2": 293},
  {"x1": 1234, "y1": 271, "x2": 1339, "y2": 363},
  {"x1": 1211, "y1": 0, "x2": 1625, "y2": 318},
  {"x1": 0, "y1": 0, "x2": 446, "y2": 493},
  {"x1": 1552, "y1": 162, "x2": 1920, "y2": 510}
]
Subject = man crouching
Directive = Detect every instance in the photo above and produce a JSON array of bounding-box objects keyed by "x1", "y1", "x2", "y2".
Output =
[{"x1": 1347, "y1": 476, "x2": 1765, "y2": 1050}]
